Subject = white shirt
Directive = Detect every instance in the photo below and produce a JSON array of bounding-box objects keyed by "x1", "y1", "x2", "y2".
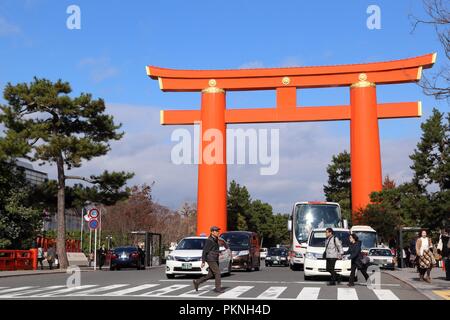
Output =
[{"x1": 419, "y1": 237, "x2": 430, "y2": 256}]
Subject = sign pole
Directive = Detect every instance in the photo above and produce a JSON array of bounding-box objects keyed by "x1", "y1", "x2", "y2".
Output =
[
  {"x1": 98, "y1": 208, "x2": 102, "y2": 249},
  {"x1": 80, "y1": 207, "x2": 84, "y2": 253},
  {"x1": 94, "y1": 228, "x2": 97, "y2": 271},
  {"x1": 89, "y1": 229, "x2": 92, "y2": 256}
]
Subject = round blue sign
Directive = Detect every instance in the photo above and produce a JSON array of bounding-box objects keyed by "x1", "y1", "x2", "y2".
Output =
[
  {"x1": 89, "y1": 208, "x2": 99, "y2": 219},
  {"x1": 88, "y1": 219, "x2": 98, "y2": 230}
]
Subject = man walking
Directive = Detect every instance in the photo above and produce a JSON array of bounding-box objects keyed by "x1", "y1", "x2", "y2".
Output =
[
  {"x1": 324, "y1": 228, "x2": 344, "y2": 286},
  {"x1": 437, "y1": 228, "x2": 450, "y2": 281},
  {"x1": 193, "y1": 226, "x2": 224, "y2": 293}
]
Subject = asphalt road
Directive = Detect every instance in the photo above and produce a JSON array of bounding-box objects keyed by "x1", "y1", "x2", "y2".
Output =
[{"x1": 0, "y1": 263, "x2": 428, "y2": 300}]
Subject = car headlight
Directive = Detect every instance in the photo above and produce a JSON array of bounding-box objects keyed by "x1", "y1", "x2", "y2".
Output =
[
  {"x1": 281, "y1": 257, "x2": 286, "y2": 260},
  {"x1": 166, "y1": 255, "x2": 174, "y2": 260},
  {"x1": 266, "y1": 256, "x2": 271, "y2": 260},
  {"x1": 238, "y1": 250, "x2": 249, "y2": 256},
  {"x1": 305, "y1": 252, "x2": 321, "y2": 260}
]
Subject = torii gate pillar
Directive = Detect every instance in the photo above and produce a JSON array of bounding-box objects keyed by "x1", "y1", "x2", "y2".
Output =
[
  {"x1": 197, "y1": 87, "x2": 227, "y2": 235},
  {"x1": 350, "y1": 74, "x2": 382, "y2": 223}
]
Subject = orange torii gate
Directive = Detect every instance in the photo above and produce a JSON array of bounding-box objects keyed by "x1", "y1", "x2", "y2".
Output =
[{"x1": 146, "y1": 53, "x2": 436, "y2": 235}]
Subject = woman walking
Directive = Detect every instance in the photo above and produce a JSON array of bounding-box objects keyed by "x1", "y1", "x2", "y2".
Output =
[
  {"x1": 345, "y1": 233, "x2": 369, "y2": 287},
  {"x1": 416, "y1": 229, "x2": 434, "y2": 283}
]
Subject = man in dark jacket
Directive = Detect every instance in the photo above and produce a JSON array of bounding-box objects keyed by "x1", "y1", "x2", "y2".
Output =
[
  {"x1": 193, "y1": 226, "x2": 224, "y2": 293},
  {"x1": 437, "y1": 228, "x2": 450, "y2": 281},
  {"x1": 345, "y1": 233, "x2": 369, "y2": 287}
]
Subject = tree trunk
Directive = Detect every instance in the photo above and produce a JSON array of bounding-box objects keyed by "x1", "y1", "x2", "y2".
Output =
[{"x1": 56, "y1": 154, "x2": 69, "y2": 269}]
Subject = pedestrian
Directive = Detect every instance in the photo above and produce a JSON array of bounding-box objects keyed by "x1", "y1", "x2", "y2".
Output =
[
  {"x1": 416, "y1": 229, "x2": 435, "y2": 283},
  {"x1": 404, "y1": 247, "x2": 411, "y2": 268},
  {"x1": 323, "y1": 228, "x2": 344, "y2": 286},
  {"x1": 46, "y1": 245, "x2": 56, "y2": 270},
  {"x1": 410, "y1": 233, "x2": 419, "y2": 271},
  {"x1": 193, "y1": 226, "x2": 224, "y2": 293},
  {"x1": 98, "y1": 244, "x2": 107, "y2": 270},
  {"x1": 345, "y1": 233, "x2": 370, "y2": 287},
  {"x1": 437, "y1": 228, "x2": 450, "y2": 281},
  {"x1": 88, "y1": 251, "x2": 94, "y2": 267},
  {"x1": 37, "y1": 245, "x2": 44, "y2": 270}
]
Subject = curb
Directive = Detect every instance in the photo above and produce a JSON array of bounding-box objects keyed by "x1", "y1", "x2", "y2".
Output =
[{"x1": 382, "y1": 270, "x2": 444, "y2": 301}]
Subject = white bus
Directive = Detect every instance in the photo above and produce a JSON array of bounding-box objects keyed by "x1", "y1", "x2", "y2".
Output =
[{"x1": 288, "y1": 201, "x2": 347, "y2": 270}]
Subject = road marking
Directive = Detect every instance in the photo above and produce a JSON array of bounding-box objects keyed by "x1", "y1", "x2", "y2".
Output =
[
  {"x1": 105, "y1": 284, "x2": 160, "y2": 296},
  {"x1": 432, "y1": 290, "x2": 450, "y2": 300},
  {"x1": 140, "y1": 284, "x2": 190, "y2": 296},
  {"x1": 256, "y1": 286, "x2": 287, "y2": 299},
  {"x1": 372, "y1": 289, "x2": 399, "y2": 300},
  {"x1": 217, "y1": 286, "x2": 253, "y2": 298},
  {"x1": 66, "y1": 284, "x2": 129, "y2": 296},
  {"x1": 180, "y1": 285, "x2": 216, "y2": 297},
  {"x1": 159, "y1": 279, "x2": 400, "y2": 287},
  {"x1": 296, "y1": 287, "x2": 320, "y2": 300},
  {"x1": 33, "y1": 285, "x2": 98, "y2": 296},
  {"x1": 338, "y1": 288, "x2": 358, "y2": 300},
  {"x1": 0, "y1": 287, "x2": 35, "y2": 294},
  {"x1": 1, "y1": 286, "x2": 65, "y2": 297}
]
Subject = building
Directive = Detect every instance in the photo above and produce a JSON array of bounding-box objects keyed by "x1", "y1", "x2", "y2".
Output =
[{"x1": 15, "y1": 160, "x2": 48, "y2": 186}]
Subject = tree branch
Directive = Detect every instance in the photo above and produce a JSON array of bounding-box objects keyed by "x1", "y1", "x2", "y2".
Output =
[{"x1": 65, "y1": 175, "x2": 95, "y2": 183}]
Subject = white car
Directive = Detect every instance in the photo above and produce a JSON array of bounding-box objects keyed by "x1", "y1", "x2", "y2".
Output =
[
  {"x1": 368, "y1": 247, "x2": 396, "y2": 270},
  {"x1": 260, "y1": 248, "x2": 268, "y2": 259},
  {"x1": 289, "y1": 250, "x2": 304, "y2": 270},
  {"x1": 304, "y1": 228, "x2": 352, "y2": 280},
  {"x1": 165, "y1": 236, "x2": 232, "y2": 278}
]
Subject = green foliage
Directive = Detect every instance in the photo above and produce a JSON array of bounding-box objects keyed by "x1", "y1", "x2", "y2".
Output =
[{"x1": 323, "y1": 150, "x2": 351, "y2": 222}]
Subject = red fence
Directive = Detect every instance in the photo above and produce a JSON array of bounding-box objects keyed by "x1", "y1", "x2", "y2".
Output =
[
  {"x1": 36, "y1": 237, "x2": 81, "y2": 252},
  {"x1": 0, "y1": 249, "x2": 37, "y2": 271}
]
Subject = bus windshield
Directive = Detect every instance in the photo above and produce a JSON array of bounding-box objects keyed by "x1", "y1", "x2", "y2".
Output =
[
  {"x1": 353, "y1": 232, "x2": 377, "y2": 250},
  {"x1": 294, "y1": 204, "x2": 341, "y2": 243}
]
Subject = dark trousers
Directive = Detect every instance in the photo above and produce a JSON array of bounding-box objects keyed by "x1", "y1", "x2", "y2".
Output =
[
  {"x1": 326, "y1": 258, "x2": 338, "y2": 283},
  {"x1": 349, "y1": 261, "x2": 369, "y2": 284},
  {"x1": 196, "y1": 261, "x2": 221, "y2": 290},
  {"x1": 444, "y1": 258, "x2": 450, "y2": 280},
  {"x1": 38, "y1": 258, "x2": 44, "y2": 270}
]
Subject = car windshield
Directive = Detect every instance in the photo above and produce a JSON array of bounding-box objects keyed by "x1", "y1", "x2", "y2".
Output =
[
  {"x1": 220, "y1": 233, "x2": 250, "y2": 251},
  {"x1": 309, "y1": 231, "x2": 351, "y2": 248},
  {"x1": 294, "y1": 204, "x2": 341, "y2": 243},
  {"x1": 369, "y1": 249, "x2": 393, "y2": 256},
  {"x1": 268, "y1": 248, "x2": 288, "y2": 256},
  {"x1": 176, "y1": 238, "x2": 206, "y2": 250},
  {"x1": 353, "y1": 231, "x2": 377, "y2": 250}
]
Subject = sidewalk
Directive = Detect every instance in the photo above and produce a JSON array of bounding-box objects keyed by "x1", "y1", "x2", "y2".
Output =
[{"x1": 384, "y1": 267, "x2": 450, "y2": 300}]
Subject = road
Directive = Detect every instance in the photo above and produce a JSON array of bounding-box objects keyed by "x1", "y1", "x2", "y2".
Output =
[{"x1": 0, "y1": 264, "x2": 428, "y2": 300}]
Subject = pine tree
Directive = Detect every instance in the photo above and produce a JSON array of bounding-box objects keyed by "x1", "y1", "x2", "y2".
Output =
[{"x1": 0, "y1": 78, "x2": 133, "y2": 268}]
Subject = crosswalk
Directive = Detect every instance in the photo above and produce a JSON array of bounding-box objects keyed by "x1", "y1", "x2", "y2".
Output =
[{"x1": 0, "y1": 282, "x2": 400, "y2": 300}]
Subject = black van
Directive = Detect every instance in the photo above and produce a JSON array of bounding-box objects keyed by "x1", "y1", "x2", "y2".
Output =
[{"x1": 220, "y1": 231, "x2": 260, "y2": 271}]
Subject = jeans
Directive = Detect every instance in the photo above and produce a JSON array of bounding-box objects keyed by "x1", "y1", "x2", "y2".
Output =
[
  {"x1": 326, "y1": 258, "x2": 338, "y2": 283},
  {"x1": 196, "y1": 261, "x2": 221, "y2": 290}
]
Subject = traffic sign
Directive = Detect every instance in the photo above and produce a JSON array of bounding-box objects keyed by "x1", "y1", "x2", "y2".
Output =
[
  {"x1": 88, "y1": 219, "x2": 99, "y2": 230},
  {"x1": 88, "y1": 208, "x2": 99, "y2": 219}
]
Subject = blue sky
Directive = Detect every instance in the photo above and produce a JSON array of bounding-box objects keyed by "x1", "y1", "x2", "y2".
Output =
[{"x1": 0, "y1": 0, "x2": 448, "y2": 213}]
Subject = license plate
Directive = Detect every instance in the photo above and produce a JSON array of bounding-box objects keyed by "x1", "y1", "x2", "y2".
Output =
[
  {"x1": 182, "y1": 263, "x2": 192, "y2": 270},
  {"x1": 273, "y1": 261, "x2": 279, "y2": 264}
]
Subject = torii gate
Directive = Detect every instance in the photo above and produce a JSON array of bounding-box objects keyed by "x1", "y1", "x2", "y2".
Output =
[{"x1": 146, "y1": 53, "x2": 436, "y2": 236}]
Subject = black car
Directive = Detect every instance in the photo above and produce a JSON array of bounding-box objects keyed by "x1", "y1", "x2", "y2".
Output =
[
  {"x1": 265, "y1": 247, "x2": 289, "y2": 267},
  {"x1": 109, "y1": 246, "x2": 144, "y2": 271}
]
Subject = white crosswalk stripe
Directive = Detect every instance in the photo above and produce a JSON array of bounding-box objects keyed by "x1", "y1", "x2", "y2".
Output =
[
  {"x1": 105, "y1": 284, "x2": 160, "y2": 296},
  {"x1": 0, "y1": 283, "x2": 402, "y2": 300},
  {"x1": 217, "y1": 286, "x2": 253, "y2": 298},
  {"x1": 139, "y1": 284, "x2": 190, "y2": 296},
  {"x1": 1, "y1": 285, "x2": 65, "y2": 297},
  {"x1": 256, "y1": 286, "x2": 287, "y2": 299},
  {"x1": 0, "y1": 286, "x2": 35, "y2": 294},
  {"x1": 373, "y1": 289, "x2": 400, "y2": 300},
  {"x1": 66, "y1": 284, "x2": 129, "y2": 296},
  {"x1": 297, "y1": 287, "x2": 321, "y2": 300},
  {"x1": 33, "y1": 285, "x2": 98, "y2": 296},
  {"x1": 337, "y1": 288, "x2": 358, "y2": 300},
  {"x1": 180, "y1": 285, "x2": 216, "y2": 297}
]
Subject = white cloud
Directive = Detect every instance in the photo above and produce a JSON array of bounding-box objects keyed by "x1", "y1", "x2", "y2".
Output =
[
  {"x1": 0, "y1": 17, "x2": 21, "y2": 37},
  {"x1": 238, "y1": 61, "x2": 265, "y2": 69},
  {"x1": 78, "y1": 57, "x2": 119, "y2": 83},
  {"x1": 34, "y1": 103, "x2": 419, "y2": 214}
]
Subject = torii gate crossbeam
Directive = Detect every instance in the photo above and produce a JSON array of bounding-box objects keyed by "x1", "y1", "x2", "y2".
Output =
[{"x1": 146, "y1": 53, "x2": 436, "y2": 235}]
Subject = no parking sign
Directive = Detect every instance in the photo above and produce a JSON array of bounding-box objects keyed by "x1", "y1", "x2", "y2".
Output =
[
  {"x1": 88, "y1": 219, "x2": 99, "y2": 230},
  {"x1": 87, "y1": 208, "x2": 100, "y2": 230}
]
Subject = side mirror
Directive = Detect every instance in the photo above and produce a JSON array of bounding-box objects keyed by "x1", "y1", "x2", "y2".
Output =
[
  {"x1": 343, "y1": 219, "x2": 349, "y2": 229},
  {"x1": 287, "y1": 220, "x2": 292, "y2": 232}
]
